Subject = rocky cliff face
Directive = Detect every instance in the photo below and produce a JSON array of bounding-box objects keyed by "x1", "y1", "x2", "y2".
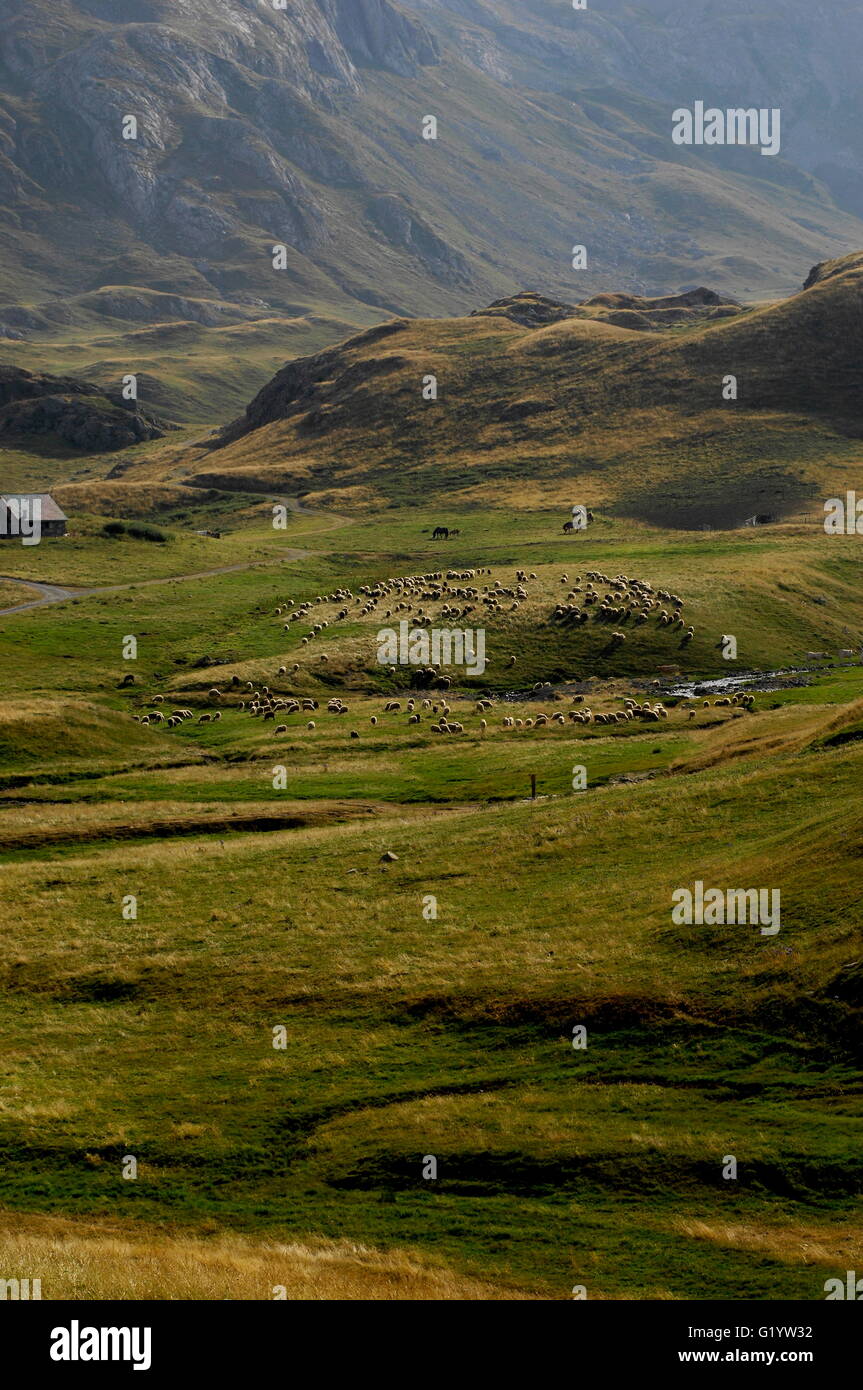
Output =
[{"x1": 0, "y1": 1, "x2": 452, "y2": 313}]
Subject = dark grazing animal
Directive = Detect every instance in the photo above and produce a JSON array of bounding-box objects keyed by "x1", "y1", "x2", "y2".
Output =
[{"x1": 432, "y1": 526, "x2": 449, "y2": 540}]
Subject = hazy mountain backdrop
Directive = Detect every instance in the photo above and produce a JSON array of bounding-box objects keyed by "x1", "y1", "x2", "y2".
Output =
[{"x1": 2, "y1": 0, "x2": 863, "y2": 423}]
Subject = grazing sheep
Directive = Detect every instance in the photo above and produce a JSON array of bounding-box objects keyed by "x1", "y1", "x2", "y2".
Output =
[
  {"x1": 351, "y1": 730, "x2": 360, "y2": 739},
  {"x1": 275, "y1": 724, "x2": 288, "y2": 734},
  {"x1": 197, "y1": 714, "x2": 211, "y2": 724},
  {"x1": 307, "y1": 721, "x2": 316, "y2": 730}
]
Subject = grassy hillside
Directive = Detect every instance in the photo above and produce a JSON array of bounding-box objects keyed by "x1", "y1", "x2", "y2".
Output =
[{"x1": 150, "y1": 255, "x2": 863, "y2": 526}]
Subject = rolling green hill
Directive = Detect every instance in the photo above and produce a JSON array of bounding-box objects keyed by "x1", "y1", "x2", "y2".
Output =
[{"x1": 161, "y1": 252, "x2": 863, "y2": 527}]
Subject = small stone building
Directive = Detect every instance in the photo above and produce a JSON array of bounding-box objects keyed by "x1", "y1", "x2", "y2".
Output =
[{"x1": 0, "y1": 492, "x2": 67, "y2": 539}]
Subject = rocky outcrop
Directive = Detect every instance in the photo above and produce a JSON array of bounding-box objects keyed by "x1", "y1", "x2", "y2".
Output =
[
  {"x1": 471, "y1": 293, "x2": 577, "y2": 328},
  {"x1": 0, "y1": 366, "x2": 168, "y2": 451},
  {"x1": 0, "y1": 0, "x2": 443, "y2": 312},
  {"x1": 367, "y1": 194, "x2": 471, "y2": 286},
  {"x1": 581, "y1": 288, "x2": 738, "y2": 312},
  {"x1": 319, "y1": 0, "x2": 440, "y2": 75}
]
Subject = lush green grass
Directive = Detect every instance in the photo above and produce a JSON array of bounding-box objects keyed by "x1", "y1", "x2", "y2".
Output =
[
  {"x1": 0, "y1": 726, "x2": 860, "y2": 1297},
  {"x1": 0, "y1": 489, "x2": 860, "y2": 1300}
]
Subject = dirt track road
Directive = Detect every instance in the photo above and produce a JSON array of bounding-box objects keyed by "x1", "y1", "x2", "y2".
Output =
[{"x1": 0, "y1": 497, "x2": 349, "y2": 617}]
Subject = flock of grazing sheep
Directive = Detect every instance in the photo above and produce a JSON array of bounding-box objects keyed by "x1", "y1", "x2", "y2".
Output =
[
  {"x1": 132, "y1": 685, "x2": 755, "y2": 743},
  {"x1": 128, "y1": 564, "x2": 759, "y2": 739},
  {"x1": 549, "y1": 570, "x2": 696, "y2": 648},
  {"x1": 268, "y1": 564, "x2": 699, "y2": 665}
]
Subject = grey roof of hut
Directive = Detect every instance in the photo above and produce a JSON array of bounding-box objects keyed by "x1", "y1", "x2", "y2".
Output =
[{"x1": 0, "y1": 492, "x2": 67, "y2": 521}]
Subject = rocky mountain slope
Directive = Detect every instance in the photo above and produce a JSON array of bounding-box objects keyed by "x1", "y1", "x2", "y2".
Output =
[{"x1": 1, "y1": 0, "x2": 862, "y2": 409}]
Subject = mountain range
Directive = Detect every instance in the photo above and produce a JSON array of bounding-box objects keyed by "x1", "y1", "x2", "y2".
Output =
[{"x1": 2, "y1": 0, "x2": 863, "y2": 422}]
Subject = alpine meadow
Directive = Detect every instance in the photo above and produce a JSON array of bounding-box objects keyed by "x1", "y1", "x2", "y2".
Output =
[{"x1": 0, "y1": 0, "x2": 861, "y2": 1327}]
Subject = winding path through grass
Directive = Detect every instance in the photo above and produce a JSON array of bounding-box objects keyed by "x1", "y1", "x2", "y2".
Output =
[{"x1": 0, "y1": 495, "x2": 351, "y2": 615}]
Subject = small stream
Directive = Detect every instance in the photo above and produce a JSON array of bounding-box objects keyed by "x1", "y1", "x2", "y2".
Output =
[
  {"x1": 483, "y1": 660, "x2": 861, "y2": 704},
  {"x1": 663, "y1": 664, "x2": 858, "y2": 698}
]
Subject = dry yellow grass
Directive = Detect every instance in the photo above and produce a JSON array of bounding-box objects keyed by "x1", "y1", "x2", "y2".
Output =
[
  {"x1": 670, "y1": 1217, "x2": 862, "y2": 1268},
  {"x1": 50, "y1": 482, "x2": 202, "y2": 517},
  {"x1": 0, "y1": 796, "x2": 384, "y2": 852},
  {"x1": 671, "y1": 696, "x2": 863, "y2": 774},
  {"x1": 0, "y1": 1210, "x2": 532, "y2": 1300},
  {"x1": 0, "y1": 579, "x2": 41, "y2": 609}
]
